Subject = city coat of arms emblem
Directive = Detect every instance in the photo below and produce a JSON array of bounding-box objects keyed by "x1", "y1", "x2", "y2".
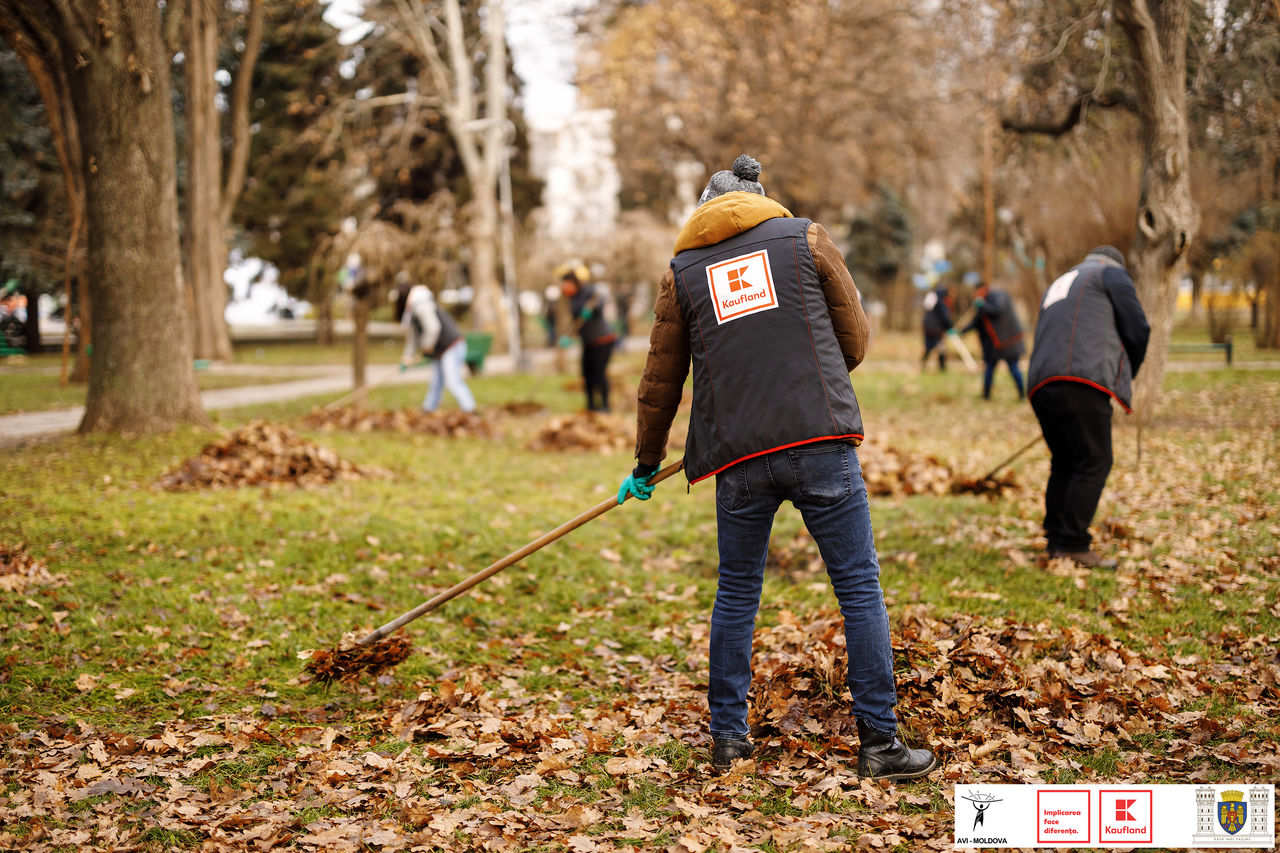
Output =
[{"x1": 1217, "y1": 792, "x2": 1247, "y2": 835}]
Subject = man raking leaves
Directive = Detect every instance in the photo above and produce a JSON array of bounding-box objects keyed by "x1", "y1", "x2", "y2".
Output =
[{"x1": 619, "y1": 155, "x2": 939, "y2": 780}]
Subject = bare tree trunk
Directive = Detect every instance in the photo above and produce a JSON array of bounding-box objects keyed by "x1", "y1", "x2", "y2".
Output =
[
  {"x1": 351, "y1": 285, "x2": 370, "y2": 390},
  {"x1": 184, "y1": 0, "x2": 233, "y2": 362},
  {"x1": 887, "y1": 275, "x2": 911, "y2": 332},
  {"x1": 2, "y1": 13, "x2": 91, "y2": 384},
  {"x1": 1264, "y1": 230, "x2": 1280, "y2": 349},
  {"x1": 2, "y1": 0, "x2": 207, "y2": 432},
  {"x1": 468, "y1": 199, "x2": 501, "y2": 331},
  {"x1": 393, "y1": 0, "x2": 509, "y2": 342},
  {"x1": 982, "y1": 111, "x2": 996, "y2": 287},
  {"x1": 73, "y1": 274, "x2": 91, "y2": 382},
  {"x1": 77, "y1": 7, "x2": 206, "y2": 431},
  {"x1": 317, "y1": 299, "x2": 334, "y2": 347},
  {"x1": 1114, "y1": 0, "x2": 1199, "y2": 420}
]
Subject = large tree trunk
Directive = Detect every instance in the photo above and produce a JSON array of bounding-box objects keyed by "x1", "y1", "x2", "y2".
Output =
[
  {"x1": 1263, "y1": 230, "x2": 1280, "y2": 349},
  {"x1": 69, "y1": 272, "x2": 92, "y2": 383},
  {"x1": 1114, "y1": 0, "x2": 1199, "y2": 420},
  {"x1": 467, "y1": 198, "x2": 502, "y2": 332},
  {"x1": 68, "y1": 1, "x2": 208, "y2": 432},
  {"x1": 184, "y1": 0, "x2": 234, "y2": 362}
]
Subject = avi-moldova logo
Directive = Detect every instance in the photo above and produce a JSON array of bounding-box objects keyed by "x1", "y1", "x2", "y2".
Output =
[
  {"x1": 706, "y1": 249, "x2": 779, "y2": 325},
  {"x1": 1217, "y1": 790, "x2": 1247, "y2": 835}
]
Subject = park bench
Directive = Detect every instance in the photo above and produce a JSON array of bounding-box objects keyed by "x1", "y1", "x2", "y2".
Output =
[{"x1": 1169, "y1": 335, "x2": 1232, "y2": 365}]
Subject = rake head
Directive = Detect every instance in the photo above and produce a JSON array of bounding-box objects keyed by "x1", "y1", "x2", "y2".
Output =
[{"x1": 301, "y1": 634, "x2": 414, "y2": 685}]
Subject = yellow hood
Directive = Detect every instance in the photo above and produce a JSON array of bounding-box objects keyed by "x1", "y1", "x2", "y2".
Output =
[{"x1": 673, "y1": 193, "x2": 793, "y2": 254}]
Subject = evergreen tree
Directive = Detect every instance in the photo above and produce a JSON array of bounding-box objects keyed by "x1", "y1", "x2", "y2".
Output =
[
  {"x1": 845, "y1": 185, "x2": 914, "y2": 327},
  {"x1": 235, "y1": 0, "x2": 353, "y2": 301}
]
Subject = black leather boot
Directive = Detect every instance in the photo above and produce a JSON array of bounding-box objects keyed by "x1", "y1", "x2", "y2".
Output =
[
  {"x1": 711, "y1": 737, "x2": 755, "y2": 770},
  {"x1": 855, "y1": 719, "x2": 938, "y2": 781}
]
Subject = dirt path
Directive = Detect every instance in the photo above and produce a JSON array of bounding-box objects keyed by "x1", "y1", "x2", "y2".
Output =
[{"x1": 0, "y1": 344, "x2": 584, "y2": 448}]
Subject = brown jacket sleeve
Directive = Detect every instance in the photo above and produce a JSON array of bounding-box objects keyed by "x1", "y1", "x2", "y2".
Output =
[
  {"x1": 634, "y1": 266, "x2": 690, "y2": 468},
  {"x1": 808, "y1": 222, "x2": 870, "y2": 371}
]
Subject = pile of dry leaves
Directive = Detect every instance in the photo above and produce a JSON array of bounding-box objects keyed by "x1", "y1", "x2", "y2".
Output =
[
  {"x1": 494, "y1": 401, "x2": 547, "y2": 417},
  {"x1": 859, "y1": 440, "x2": 1018, "y2": 497},
  {"x1": 158, "y1": 422, "x2": 385, "y2": 491},
  {"x1": 0, "y1": 543, "x2": 65, "y2": 593},
  {"x1": 301, "y1": 407, "x2": 497, "y2": 438},
  {"x1": 526, "y1": 412, "x2": 635, "y2": 454},
  {"x1": 749, "y1": 608, "x2": 1279, "y2": 783}
]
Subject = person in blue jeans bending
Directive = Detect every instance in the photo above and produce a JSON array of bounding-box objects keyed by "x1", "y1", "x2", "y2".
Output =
[
  {"x1": 618, "y1": 154, "x2": 938, "y2": 780},
  {"x1": 396, "y1": 281, "x2": 476, "y2": 414}
]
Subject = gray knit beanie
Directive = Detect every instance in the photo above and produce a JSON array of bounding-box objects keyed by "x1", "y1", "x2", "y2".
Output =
[
  {"x1": 698, "y1": 154, "x2": 765, "y2": 205},
  {"x1": 1087, "y1": 245, "x2": 1126, "y2": 267}
]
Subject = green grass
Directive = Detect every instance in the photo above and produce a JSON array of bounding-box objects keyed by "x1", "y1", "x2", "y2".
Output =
[{"x1": 1, "y1": 329, "x2": 1277, "y2": 851}]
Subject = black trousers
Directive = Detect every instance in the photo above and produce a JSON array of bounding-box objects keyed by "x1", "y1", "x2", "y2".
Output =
[
  {"x1": 921, "y1": 330, "x2": 947, "y2": 370},
  {"x1": 581, "y1": 342, "x2": 613, "y2": 412},
  {"x1": 1029, "y1": 381, "x2": 1113, "y2": 552}
]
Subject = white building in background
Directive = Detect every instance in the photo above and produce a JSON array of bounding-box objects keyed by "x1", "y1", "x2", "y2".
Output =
[{"x1": 528, "y1": 109, "x2": 620, "y2": 251}]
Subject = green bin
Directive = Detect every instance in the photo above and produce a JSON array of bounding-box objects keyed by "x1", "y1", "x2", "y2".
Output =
[{"x1": 464, "y1": 332, "x2": 493, "y2": 375}]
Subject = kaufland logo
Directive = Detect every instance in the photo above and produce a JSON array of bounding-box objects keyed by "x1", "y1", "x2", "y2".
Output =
[
  {"x1": 1100, "y1": 789, "x2": 1153, "y2": 843},
  {"x1": 706, "y1": 249, "x2": 779, "y2": 324}
]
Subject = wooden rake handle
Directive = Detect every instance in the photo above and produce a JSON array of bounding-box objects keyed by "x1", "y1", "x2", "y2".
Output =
[
  {"x1": 358, "y1": 459, "x2": 685, "y2": 645},
  {"x1": 980, "y1": 434, "x2": 1042, "y2": 481}
]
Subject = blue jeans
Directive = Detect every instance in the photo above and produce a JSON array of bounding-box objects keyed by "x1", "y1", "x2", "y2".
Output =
[
  {"x1": 982, "y1": 357, "x2": 1025, "y2": 399},
  {"x1": 423, "y1": 340, "x2": 476, "y2": 412},
  {"x1": 709, "y1": 440, "x2": 898, "y2": 739}
]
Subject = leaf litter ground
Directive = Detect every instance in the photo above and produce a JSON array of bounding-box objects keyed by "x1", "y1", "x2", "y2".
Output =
[{"x1": 1, "y1": 370, "x2": 1277, "y2": 852}]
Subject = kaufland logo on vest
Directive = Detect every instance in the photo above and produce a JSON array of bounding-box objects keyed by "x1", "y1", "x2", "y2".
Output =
[{"x1": 707, "y1": 249, "x2": 779, "y2": 325}]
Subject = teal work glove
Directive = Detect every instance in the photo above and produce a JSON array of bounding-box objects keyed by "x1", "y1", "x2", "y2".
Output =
[
  {"x1": 558, "y1": 335, "x2": 573, "y2": 349},
  {"x1": 973, "y1": 297, "x2": 985, "y2": 309},
  {"x1": 946, "y1": 328, "x2": 958, "y2": 337},
  {"x1": 618, "y1": 463, "x2": 659, "y2": 504},
  {"x1": 579, "y1": 308, "x2": 593, "y2": 320}
]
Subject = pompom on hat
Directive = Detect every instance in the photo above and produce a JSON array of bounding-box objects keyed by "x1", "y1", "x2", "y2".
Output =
[{"x1": 698, "y1": 154, "x2": 765, "y2": 205}]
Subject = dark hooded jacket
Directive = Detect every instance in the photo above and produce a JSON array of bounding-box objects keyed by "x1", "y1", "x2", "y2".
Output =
[
  {"x1": 962, "y1": 288, "x2": 1025, "y2": 361},
  {"x1": 922, "y1": 285, "x2": 954, "y2": 337},
  {"x1": 1027, "y1": 253, "x2": 1150, "y2": 411},
  {"x1": 569, "y1": 283, "x2": 617, "y2": 347},
  {"x1": 634, "y1": 193, "x2": 871, "y2": 483}
]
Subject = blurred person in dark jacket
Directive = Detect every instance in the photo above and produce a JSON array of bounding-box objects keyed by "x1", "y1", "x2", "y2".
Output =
[
  {"x1": 959, "y1": 281, "x2": 1026, "y2": 400},
  {"x1": 920, "y1": 282, "x2": 955, "y2": 371},
  {"x1": 561, "y1": 268, "x2": 619, "y2": 412}
]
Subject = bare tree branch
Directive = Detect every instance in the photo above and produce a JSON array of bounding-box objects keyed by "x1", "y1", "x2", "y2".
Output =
[
  {"x1": 1001, "y1": 88, "x2": 1137, "y2": 136},
  {"x1": 443, "y1": 0, "x2": 478, "y2": 171},
  {"x1": 220, "y1": 0, "x2": 265, "y2": 226},
  {"x1": 390, "y1": 0, "x2": 450, "y2": 101}
]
